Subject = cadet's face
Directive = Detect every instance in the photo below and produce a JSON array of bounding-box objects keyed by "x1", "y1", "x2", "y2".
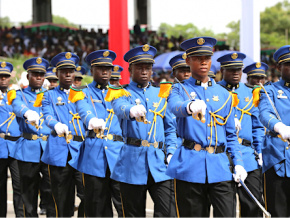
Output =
[
  {"x1": 57, "y1": 68, "x2": 75, "y2": 89},
  {"x1": 73, "y1": 77, "x2": 82, "y2": 87},
  {"x1": 247, "y1": 76, "x2": 266, "y2": 86},
  {"x1": 0, "y1": 74, "x2": 10, "y2": 90},
  {"x1": 109, "y1": 79, "x2": 120, "y2": 86},
  {"x1": 186, "y1": 56, "x2": 211, "y2": 81},
  {"x1": 278, "y1": 62, "x2": 290, "y2": 81},
  {"x1": 91, "y1": 66, "x2": 112, "y2": 85},
  {"x1": 27, "y1": 71, "x2": 45, "y2": 89},
  {"x1": 174, "y1": 67, "x2": 191, "y2": 82},
  {"x1": 130, "y1": 63, "x2": 152, "y2": 86},
  {"x1": 222, "y1": 68, "x2": 242, "y2": 85},
  {"x1": 48, "y1": 79, "x2": 58, "y2": 89}
]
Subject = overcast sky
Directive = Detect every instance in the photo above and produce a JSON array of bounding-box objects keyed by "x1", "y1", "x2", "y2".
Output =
[{"x1": 0, "y1": 0, "x2": 283, "y2": 34}]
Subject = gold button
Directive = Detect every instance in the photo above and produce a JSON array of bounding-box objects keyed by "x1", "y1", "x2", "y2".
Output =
[
  {"x1": 207, "y1": 124, "x2": 210, "y2": 127},
  {"x1": 69, "y1": 111, "x2": 72, "y2": 113},
  {"x1": 6, "y1": 101, "x2": 8, "y2": 104},
  {"x1": 146, "y1": 98, "x2": 149, "y2": 101},
  {"x1": 69, "y1": 121, "x2": 72, "y2": 124},
  {"x1": 40, "y1": 134, "x2": 43, "y2": 136},
  {"x1": 68, "y1": 101, "x2": 71, "y2": 103},
  {"x1": 102, "y1": 90, "x2": 105, "y2": 93},
  {"x1": 105, "y1": 146, "x2": 108, "y2": 149},
  {"x1": 235, "y1": 114, "x2": 237, "y2": 117},
  {"x1": 206, "y1": 99, "x2": 209, "y2": 102},
  {"x1": 208, "y1": 136, "x2": 210, "y2": 140},
  {"x1": 204, "y1": 87, "x2": 207, "y2": 90},
  {"x1": 7, "y1": 133, "x2": 10, "y2": 136},
  {"x1": 287, "y1": 147, "x2": 289, "y2": 150}
]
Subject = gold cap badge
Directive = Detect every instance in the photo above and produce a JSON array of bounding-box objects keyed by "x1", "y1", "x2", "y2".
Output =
[
  {"x1": 76, "y1": 66, "x2": 81, "y2": 71},
  {"x1": 36, "y1": 57, "x2": 42, "y2": 64},
  {"x1": 52, "y1": 68, "x2": 56, "y2": 73},
  {"x1": 197, "y1": 38, "x2": 205, "y2": 45},
  {"x1": 1, "y1": 62, "x2": 6, "y2": 68},
  {"x1": 256, "y1": 62, "x2": 261, "y2": 68},
  {"x1": 142, "y1": 44, "x2": 150, "y2": 52},
  {"x1": 65, "y1": 52, "x2": 72, "y2": 59},
  {"x1": 103, "y1": 51, "x2": 110, "y2": 57},
  {"x1": 231, "y1": 53, "x2": 238, "y2": 60},
  {"x1": 182, "y1": 53, "x2": 187, "y2": 59},
  {"x1": 113, "y1": 66, "x2": 119, "y2": 71}
]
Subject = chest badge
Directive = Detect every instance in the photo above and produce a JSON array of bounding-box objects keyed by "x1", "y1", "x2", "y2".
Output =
[
  {"x1": 244, "y1": 97, "x2": 250, "y2": 102},
  {"x1": 212, "y1": 95, "x2": 219, "y2": 101},
  {"x1": 190, "y1": 92, "x2": 197, "y2": 100},
  {"x1": 56, "y1": 97, "x2": 65, "y2": 105},
  {"x1": 153, "y1": 102, "x2": 159, "y2": 108},
  {"x1": 277, "y1": 90, "x2": 287, "y2": 99}
]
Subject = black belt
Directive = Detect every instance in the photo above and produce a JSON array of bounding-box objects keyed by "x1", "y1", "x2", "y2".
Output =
[
  {"x1": 126, "y1": 137, "x2": 163, "y2": 149},
  {"x1": 51, "y1": 130, "x2": 83, "y2": 142},
  {"x1": 0, "y1": 133, "x2": 20, "y2": 141},
  {"x1": 87, "y1": 130, "x2": 124, "y2": 142},
  {"x1": 182, "y1": 139, "x2": 225, "y2": 154},
  {"x1": 266, "y1": 131, "x2": 278, "y2": 137},
  {"x1": 239, "y1": 138, "x2": 251, "y2": 147},
  {"x1": 22, "y1": 133, "x2": 48, "y2": 141}
]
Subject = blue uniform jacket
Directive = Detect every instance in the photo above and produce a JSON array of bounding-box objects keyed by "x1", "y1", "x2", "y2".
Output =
[
  {"x1": 0, "y1": 92, "x2": 21, "y2": 159},
  {"x1": 110, "y1": 81, "x2": 177, "y2": 185},
  {"x1": 11, "y1": 86, "x2": 51, "y2": 162},
  {"x1": 166, "y1": 77, "x2": 244, "y2": 184},
  {"x1": 258, "y1": 79, "x2": 290, "y2": 177},
  {"x1": 41, "y1": 86, "x2": 85, "y2": 167},
  {"x1": 69, "y1": 81, "x2": 124, "y2": 178},
  {"x1": 218, "y1": 81, "x2": 264, "y2": 172}
]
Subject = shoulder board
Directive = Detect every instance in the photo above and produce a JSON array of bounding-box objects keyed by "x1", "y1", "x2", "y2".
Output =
[
  {"x1": 105, "y1": 85, "x2": 131, "y2": 102},
  {"x1": 34, "y1": 90, "x2": 47, "y2": 107},
  {"x1": 245, "y1": 83, "x2": 254, "y2": 88},
  {"x1": 68, "y1": 86, "x2": 85, "y2": 103},
  {"x1": 7, "y1": 89, "x2": 17, "y2": 105}
]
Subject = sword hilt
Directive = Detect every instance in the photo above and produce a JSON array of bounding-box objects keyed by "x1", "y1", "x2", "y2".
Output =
[{"x1": 93, "y1": 128, "x2": 105, "y2": 139}]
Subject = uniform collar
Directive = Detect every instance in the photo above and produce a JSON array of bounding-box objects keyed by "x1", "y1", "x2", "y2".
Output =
[
  {"x1": 92, "y1": 80, "x2": 109, "y2": 90},
  {"x1": 188, "y1": 77, "x2": 213, "y2": 87},
  {"x1": 130, "y1": 81, "x2": 151, "y2": 89},
  {"x1": 220, "y1": 80, "x2": 240, "y2": 90},
  {"x1": 28, "y1": 86, "x2": 42, "y2": 93}
]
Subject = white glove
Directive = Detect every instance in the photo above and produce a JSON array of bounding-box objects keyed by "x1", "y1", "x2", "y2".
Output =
[
  {"x1": 258, "y1": 153, "x2": 263, "y2": 167},
  {"x1": 274, "y1": 122, "x2": 290, "y2": 140},
  {"x1": 234, "y1": 118, "x2": 241, "y2": 132},
  {"x1": 130, "y1": 105, "x2": 147, "y2": 119},
  {"x1": 24, "y1": 110, "x2": 40, "y2": 125},
  {"x1": 233, "y1": 165, "x2": 247, "y2": 183},
  {"x1": 167, "y1": 154, "x2": 173, "y2": 165},
  {"x1": 54, "y1": 122, "x2": 69, "y2": 136},
  {"x1": 186, "y1": 99, "x2": 207, "y2": 116},
  {"x1": 88, "y1": 117, "x2": 106, "y2": 130}
]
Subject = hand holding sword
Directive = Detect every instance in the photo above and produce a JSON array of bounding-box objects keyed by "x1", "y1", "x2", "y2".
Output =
[{"x1": 133, "y1": 99, "x2": 151, "y2": 124}]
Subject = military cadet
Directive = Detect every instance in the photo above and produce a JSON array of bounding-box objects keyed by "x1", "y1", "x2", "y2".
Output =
[
  {"x1": 109, "y1": 65, "x2": 123, "y2": 86},
  {"x1": 69, "y1": 50, "x2": 124, "y2": 217},
  {"x1": 169, "y1": 53, "x2": 191, "y2": 82},
  {"x1": 73, "y1": 66, "x2": 86, "y2": 87},
  {"x1": 40, "y1": 52, "x2": 85, "y2": 217},
  {"x1": 166, "y1": 37, "x2": 247, "y2": 217},
  {"x1": 107, "y1": 44, "x2": 177, "y2": 217},
  {"x1": 45, "y1": 67, "x2": 58, "y2": 89},
  {"x1": 244, "y1": 62, "x2": 267, "y2": 87},
  {"x1": 217, "y1": 53, "x2": 265, "y2": 217},
  {"x1": 9, "y1": 57, "x2": 55, "y2": 217},
  {"x1": 258, "y1": 45, "x2": 290, "y2": 217},
  {"x1": 0, "y1": 61, "x2": 23, "y2": 217}
]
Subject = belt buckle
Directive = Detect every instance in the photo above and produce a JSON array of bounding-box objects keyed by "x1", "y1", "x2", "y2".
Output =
[
  {"x1": 194, "y1": 144, "x2": 202, "y2": 151},
  {"x1": 238, "y1": 137, "x2": 243, "y2": 144},
  {"x1": 67, "y1": 134, "x2": 73, "y2": 141},
  {"x1": 107, "y1": 134, "x2": 113, "y2": 140},
  {"x1": 153, "y1": 141, "x2": 158, "y2": 148},
  {"x1": 32, "y1": 134, "x2": 38, "y2": 140},
  {"x1": 206, "y1": 147, "x2": 215, "y2": 154},
  {"x1": 0, "y1": 133, "x2": 5, "y2": 139},
  {"x1": 42, "y1": 135, "x2": 47, "y2": 141},
  {"x1": 141, "y1": 140, "x2": 149, "y2": 147}
]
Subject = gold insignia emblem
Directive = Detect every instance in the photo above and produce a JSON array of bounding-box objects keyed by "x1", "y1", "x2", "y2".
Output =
[
  {"x1": 103, "y1": 51, "x2": 110, "y2": 57},
  {"x1": 153, "y1": 102, "x2": 159, "y2": 108},
  {"x1": 65, "y1": 52, "x2": 72, "y2": 59},
  {"x1": 76, "y1": 66, "x2": 81, "y2": 71},
  {"x1": 113, "y1": 66, "x2": 119, "y2": 72},
  {"x1": 256, "y1": 62, "x2": 261, "y2": 68},
  {"x1": 206, "y1": 147, "x2": 215, "y2": 154},
  {"x1": 190, "y1": 92, "x2": 197, "y2": 99},
  {"x1": 97, "y1": 84, "x2": 101, "y2": 89},
  {"x1": 245, "y1": 97, "x2": 250, "y2": 102},
  {"x1": 231, "y1": 53, "x2": 238, "y2": 59},
  {"x1": 197, "y1": 38, "x2": 205, "y2": 45},
  {"x1": 227, "y1": 84, "x2": 231, "y2": 88},
  {"x1": 36, "y1": 57, "x2": 42, "y2": 64},
  {"x1": 142, "y1": 44, "x2": 150, "y2": 52},
  {"x1": 52, "y1": 68, "x2": 56, "y2": 73},
  {"x1": 285, "y1": 82, "x2": 290, "y2": 87},
  {"x1": 277, "y1": 90, "x2": 287, "y2": 99},
  {"x1": 1, "y1": 62, "x2": 6, "y2": 68},
  {"x1": 212, "y1": 96, "x2": 219, "y2": 101},
  {"x1": 182, "y1": 53, "x2": 187, "y2": 59}
]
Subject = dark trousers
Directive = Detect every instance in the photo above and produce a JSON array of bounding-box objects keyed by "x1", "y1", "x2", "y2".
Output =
[
  {"x1": 71, "y1": 169, "x2": 85, "y2": 217},
  {"x1": 237, "y1": 168, "x2": 263, "y2": 217},
  {"x1": 48, "y1": 162, "x2": 85, "y2": 217},
  {"x1": 0, "y1": 157, "x2": 23, "y2": 217},
  {"x1": 18, "y1": 160, "x2": 55, "y2": 217},
  {"x1": 39, "y1": 163, "x2": 54, "y2": 213},
  {"x1": 83, "y1": 168, "x2": 122, "y2": 217},
  {"x1": 175, "y1": 179, "x2": 236, "y2": 217},
  {"x1": 264, "y1": 167, "x2": 290, "y2": 217},
  {"x1": 120, "y1": 173, "x2": 176, "y2": 217}
]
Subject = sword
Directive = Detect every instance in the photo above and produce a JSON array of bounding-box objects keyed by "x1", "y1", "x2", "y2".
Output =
[
  {"x1": 174, "y1": 77, "x2": 205, "y2": 123},
  {"x1": 16, "y1": 78, "x2": 39, "y2": 129},
  {"x1": 239, "y1": 180, "x2": 271, "y2": 218},
  {"x1": 259, "y1": 82, "x2": 289, "y2": 143}
]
